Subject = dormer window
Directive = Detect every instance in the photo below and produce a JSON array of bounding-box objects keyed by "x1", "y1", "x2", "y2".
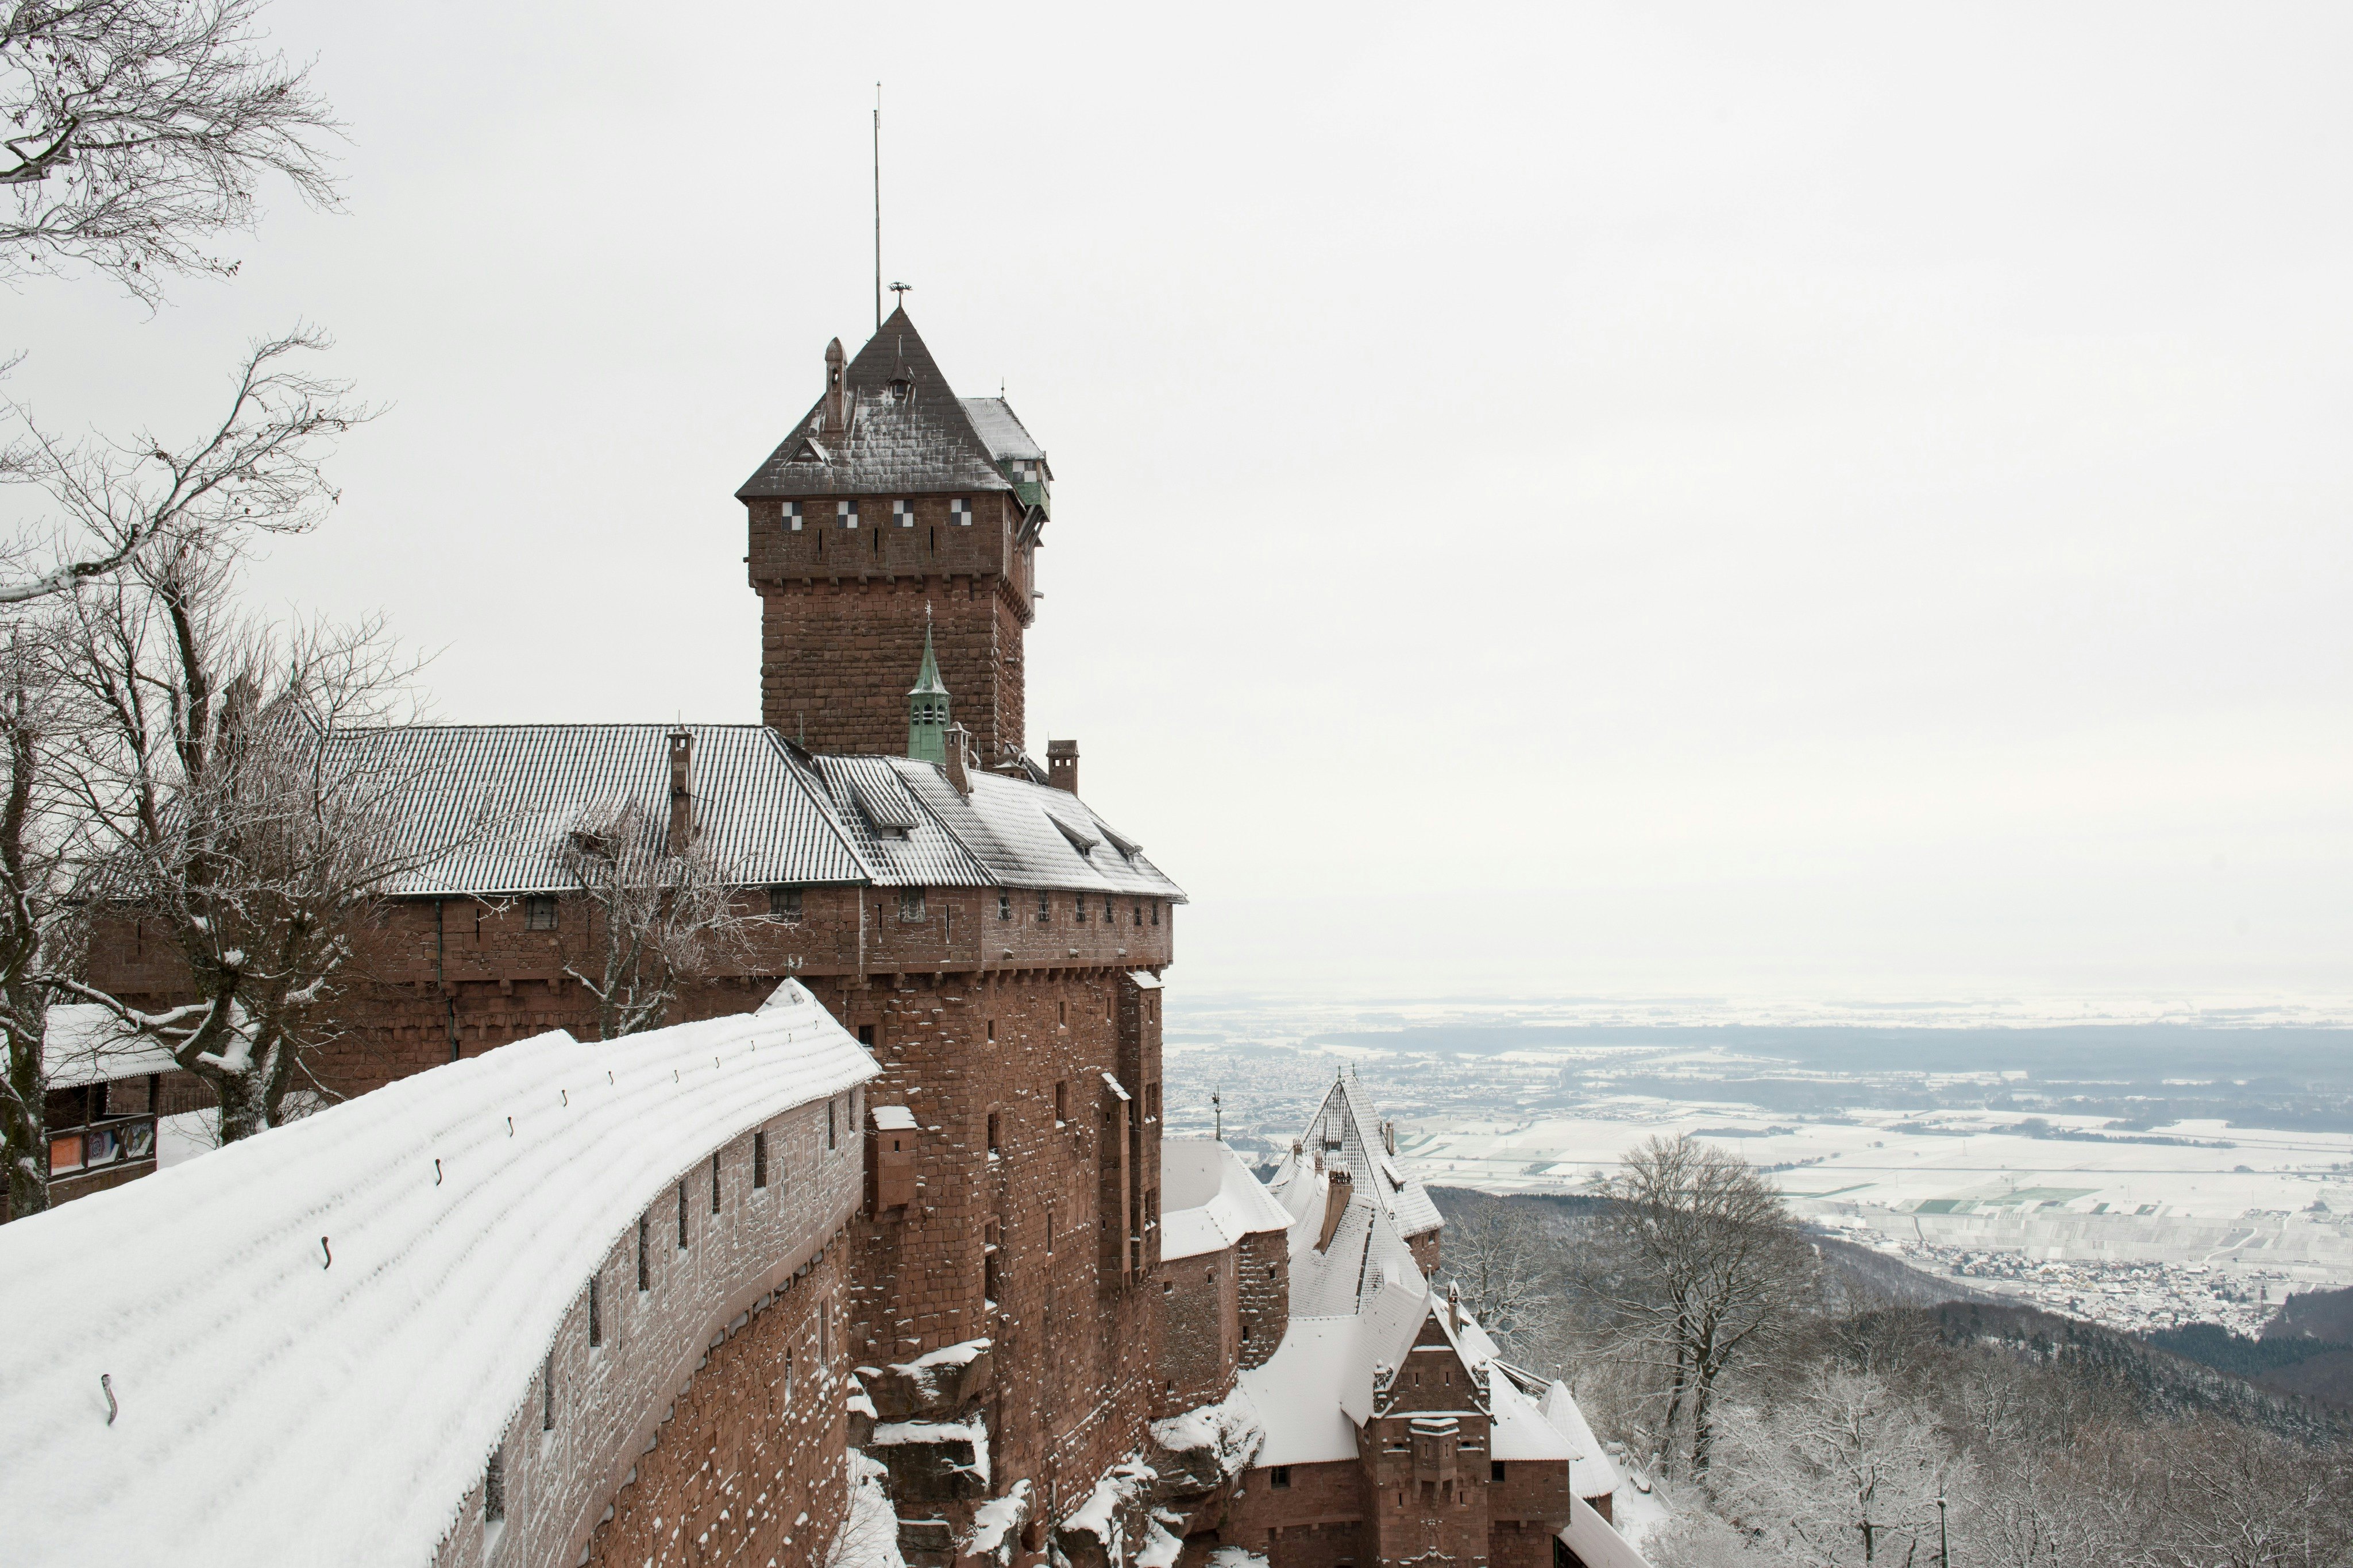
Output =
[
  {"x1": 950, "y1": 498, "x2": 971, "y2": 526},
  {"x1": 784, "y1": 501, "x2": 803, "y2": 532},
  {"x1": 838, "y1": 500, "x2": 858, "y2": 529},
  {"x1": 892, "y1": 499, "x2": 914, "y2": 528}
]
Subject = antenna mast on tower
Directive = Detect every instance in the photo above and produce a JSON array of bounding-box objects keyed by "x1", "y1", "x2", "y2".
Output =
[{"x1": 873, "y1": 83, "x2": 883, "y2": 330}]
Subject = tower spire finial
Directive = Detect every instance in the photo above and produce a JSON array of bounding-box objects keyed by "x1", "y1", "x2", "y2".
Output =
[{"x1": 906, "y1": 613, "x2": 950, "y2": 765}]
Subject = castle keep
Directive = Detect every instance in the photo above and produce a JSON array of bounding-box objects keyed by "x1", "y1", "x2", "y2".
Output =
[{"x1": 37, "y1": 312, "x2": 1646, "y2": 1568}]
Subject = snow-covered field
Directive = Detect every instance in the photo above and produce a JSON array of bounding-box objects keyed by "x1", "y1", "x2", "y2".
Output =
[{"x1": 1164, "y1": 998, "x2": 2353, "y2": 1328}]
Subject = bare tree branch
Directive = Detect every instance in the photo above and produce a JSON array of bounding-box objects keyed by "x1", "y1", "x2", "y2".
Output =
[{"x1": 1, "y1": 0, "x2": 342, "y2": 302}]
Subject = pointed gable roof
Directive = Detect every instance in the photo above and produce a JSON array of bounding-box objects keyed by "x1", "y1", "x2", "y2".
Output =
[
  {"x1": 738, "y1": 308, "x2": 1019, "y2": 500},
  {"x1": 1303, "y1": 1072, "x2": 1444, "y2": 1241}
]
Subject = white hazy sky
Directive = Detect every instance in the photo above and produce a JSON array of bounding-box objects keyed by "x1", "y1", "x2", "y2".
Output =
[{"x1": 11, "y1": 3, "x2": 2353, "y2": 1006}]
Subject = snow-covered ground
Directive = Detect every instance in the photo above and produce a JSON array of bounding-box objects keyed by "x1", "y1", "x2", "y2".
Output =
[{"x1": 1165, "y1": 1003, "x2": 2353, "y2": 1331}]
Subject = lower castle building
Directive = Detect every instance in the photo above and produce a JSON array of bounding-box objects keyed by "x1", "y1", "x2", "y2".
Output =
[{"x1": 29, "y1": 310, "x2": 1652, "y2": 1567}]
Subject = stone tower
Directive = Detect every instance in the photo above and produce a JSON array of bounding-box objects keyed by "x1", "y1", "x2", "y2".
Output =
[{"x1": 738, "y1": 308, "x2": 1050, "y2": 762}]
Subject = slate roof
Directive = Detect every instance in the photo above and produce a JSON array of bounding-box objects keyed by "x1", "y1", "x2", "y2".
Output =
[
  {"x1": 344, "y1": 724, "x2": 869, "y2": 896},
  {"x1": 737, "y1": 310, "x2": 1027, "y2": 501},
  {"x1": 330, "y1": 722, "x2": 1182, "y2": 901},
  {"x1": 1159, "y1": 1137, "x2": 1295, "y2": 1262},
  {"x1": 961, "y1": 397, "x2": 1043, "y2": 463}
]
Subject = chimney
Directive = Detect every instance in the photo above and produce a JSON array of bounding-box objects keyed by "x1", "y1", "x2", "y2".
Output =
[
  {"x1": 943, "y1": 723, "x2": 971, "y2": 797},
  {"x1": 1316, "y1": 1168, "x2": 1352, "y2": 1253},
  {"x1": 666, "y1": 728, "x2": 694, "y2": 855},
  {"x1": 1047, "y1": 738, "x2": 1079, "y2": 794},
  {"x1": 1448, "y1": 1280, "x2": 1462, "y2": 1334},
  {"x1": 1383, "y1": 1121, "x2": 1398, "y2": 1157},
  {"x1": 823, "y1": 337, "x2": 847, "y2": 432}
]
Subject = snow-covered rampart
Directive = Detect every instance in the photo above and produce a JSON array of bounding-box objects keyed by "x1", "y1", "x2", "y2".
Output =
[{"x1": 0, "y1": 982, "x2": 876, "y2": 1568}]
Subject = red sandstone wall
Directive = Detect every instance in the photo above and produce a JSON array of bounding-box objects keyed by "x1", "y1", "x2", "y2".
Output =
[
  {"x1": 1152, "y1": 1246, "x2": 1236, "y2": 1417},
  {"x1": 1224, "y1": 1460, "x2": 1367, "y2": 1568},
  {"x1": 749, "y1": 491, "x2": 1033, "y2": 760},
  {"x1": 841, "y1": 965, "x2": 1163, "y2": 1547},
  {"x1": 587, "y1": 1242, "x2": 851, "y2": 1568},
  {"x1": 1237, "y1": 1230, "x2": 1288, "y2": 1373}
]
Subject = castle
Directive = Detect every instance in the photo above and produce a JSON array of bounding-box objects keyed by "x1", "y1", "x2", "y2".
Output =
[{"x1": 18, "y1": 312, "x2": 1646, "y2": 1568}]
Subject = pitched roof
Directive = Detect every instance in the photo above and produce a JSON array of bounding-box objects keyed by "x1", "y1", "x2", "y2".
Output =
[
  {"x1": 960, "y1": 397, "x2": 1043, "y2": 463},
  {"x1": 0, "y1": 983, "x2": 876, "y2": 1568},
  {"x1": 313, "y1": 723, "x2": 1182, "y2": 901},
  {"x1": 1159, "y1": 1137, "x2": 1295, "y2": 1262},
  {"x1": 1282, "y1": 1073, "x2": 1444, "y2": 1241},
  {"x1": 345, "y1": 724, "x2": 871, "y2": 896},
  {"x1": 737, "y1": 310, "x2": 1018, "y2": 501}
]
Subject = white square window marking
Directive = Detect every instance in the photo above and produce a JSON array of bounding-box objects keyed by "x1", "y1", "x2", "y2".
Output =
[
  {"x1": 950, "y1": 498, "x2": 971, "y2": 526},
  {"x1": 785, "y1": 501, "x2": 803, "y2": 532},
  {"x1": 893, "y1": 499, "x2": 914, "y2": 528},
  {"x1": 838, "y1": 500, "x2": 858, "y2": 528}
]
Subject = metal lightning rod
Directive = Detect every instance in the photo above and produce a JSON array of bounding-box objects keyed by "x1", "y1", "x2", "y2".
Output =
[{"x1": 873, "y1": 83, "x2": 882, "y2": 330}]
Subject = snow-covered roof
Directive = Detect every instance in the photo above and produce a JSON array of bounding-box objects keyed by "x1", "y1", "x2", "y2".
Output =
[
  {"x1": 1159, "y1": 1138, "x2": 1294, "y2": 1262},
  {"x1": 1304, "y1": 1072, "x2": 1442, "y2": 1239},
  {"x1": 1488, "y1": 1369, "x2": 1574, "y2": 1463},
  {"x1": 1561, "y1": 1493, "x2": 1653, "y2": 1568},
  {"x1": 304, "y1": 721, "x2": 1180, "y2": 901},
  {"x1": 959, "y1": 396, "x2": 1044, "y2": 464},
  {"x1": 0, "y1": 982, "x2": 875, "y2": 1568},
  {"x1": 738, "y1": 310, "x2": 1020, "y2": 501},
  {"x1": 1268, "y1": 1148, "x2": 1431, "y2": 1316},
  {"x1": 1538, "y1": 1381, "x2": 1627, "y2": 1496},
  {"x1": 1235, "y1": 1316, "x2": 1361, "y2": 1465},
  {"x1": 350, "y1": 723, "x2": 869, "y2": 895},
  {"x1": 890, "y1": 760, "x2": 1186, "y2": 898},
  {"x1": 41, "y1": 1003, "x2": 178, "y2": 1088}
]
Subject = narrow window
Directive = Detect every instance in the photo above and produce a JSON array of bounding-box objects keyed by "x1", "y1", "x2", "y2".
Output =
[
  {"x1": 711, "y1": 1150, "x2": 722, "y2": 1213},
  {"x1": 525, "y1": 894, "x2": 557, "y2": 930},
  {"x1": 1133, "y1": 902, "x2": 1142, "y2": 926},
  {"x1": 828, "y1": 1099, "x2": 838, "y2": 1151},
  {"x1": 1152, "y1": 902, "x2": 1161, "y2": 926},
  {"x1": 819, "y1": 1311, "x2": 830, "y2": 1365},
  {"x1": 784, "y1": 500, "x2": 803, "y2": 532},
  {"x1": 898, "y1": 888, "x2": 925, "y2": 921},
  {"x1": 1491, "y1": 1461, "x2": 1507, "y2": 1483},
  {"x1": 987, "y1": 1019, "x2": 997, "y2": 1042},
  {"x1": 543, "y1": 1349, "x2": 556, "y2": 1430},
  {"x1": 998, "y1": 893, "x2": 1011, "y2": 921},
  {"x1": 1036, "y1": 891, "x2": 1050, "y2": 924},
  {"x1": 1058, "y1": 998, "x2": 1067, "y2": 1026},
  {"x1": 858, "y1": 1024, "x2": 875, "y2": 1049},
  {"x1": 1104, "y1": 895, "x2": 1115, "y2": 921},
  {"x1": 678, "y1": 1183, "x2": 689, "y2": 1250},
  {"x1": 638, "y1": 1214, "x2": 650, "y2": 1291},
  {"x1": 893, "y1": 499, "x2": 914, "y2": 527},
  {"x1": 484, "y1": 1446, "x2": 506, "y2": 1523},
  {"x1": 589, "y1": 1276, "x2": 602, "y2": 1346},
  {"x1": 1047, "y1": 1208, "x2": 1056, "y2": 1253},
  {"x1": 951, "y1": 497, "x2": 971, "y2": 526},
  {"x1": 983, "y1": 1221, "x2": 1002, "y2": 1301},
  {"x1": 1074, "y1": 897, "x2": 1086, "y2": 924},
  {"x1": 872, "y1": 529, "x2": 881, "y2": 559},
  {"x1": 1054, "y1": 1080, "x2": 1067, "y2": 1123},
  {"x1": 1271, "y1": 1466, "x2": 1292, "y2": 1490},
  {"x1": 1241, "y1": 1322, "x2": 1251, "y2": 1342},
  {"x1": 754, "y1": 1130, "x2": 769, "y2": 1189},
  {"x1": 986, "y1": 1111, "x2": 1001, "y2": 1154},
  {"x1": 838, "y1": 500, "x2": 858, "y2": 529},
  {"x1": 770, "y1": 886, "x2": 803, "y2": 922}
]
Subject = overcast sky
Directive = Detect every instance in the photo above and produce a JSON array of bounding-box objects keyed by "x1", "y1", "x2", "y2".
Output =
[{"x1": 12, "y1": 3, "x2": 2353, "y2": 1011}]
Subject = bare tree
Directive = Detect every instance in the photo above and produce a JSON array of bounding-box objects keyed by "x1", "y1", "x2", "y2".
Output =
[
  {"x1": 0, "y1": 0, "x2": 346, "y2": 607},
  {"x1": 51, "y1": 528, "x2": 461, "y2": 1142},
  {"x1": 1437, "y1": 1193, "x2": 1563, "y2": 1363},
  {"x1": 1667, "y1": 1366, "x2": 1968, "y2": 1568},
  {"x1": 2, "y1": 0, "x2": 339, "y2": 302},
  {"x1": 1, "y1": 325, "x2": 363, "y2": 604},
  {"x1": 556, "y1": 798, "x2": 767, "y2": 1041},
  {"x1": 0, "y1": 619, "x2": 83, "y2": 1215},
  {"x1": 1584, "y1": 1134, "x2": 1817, "y2": 1478}
]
